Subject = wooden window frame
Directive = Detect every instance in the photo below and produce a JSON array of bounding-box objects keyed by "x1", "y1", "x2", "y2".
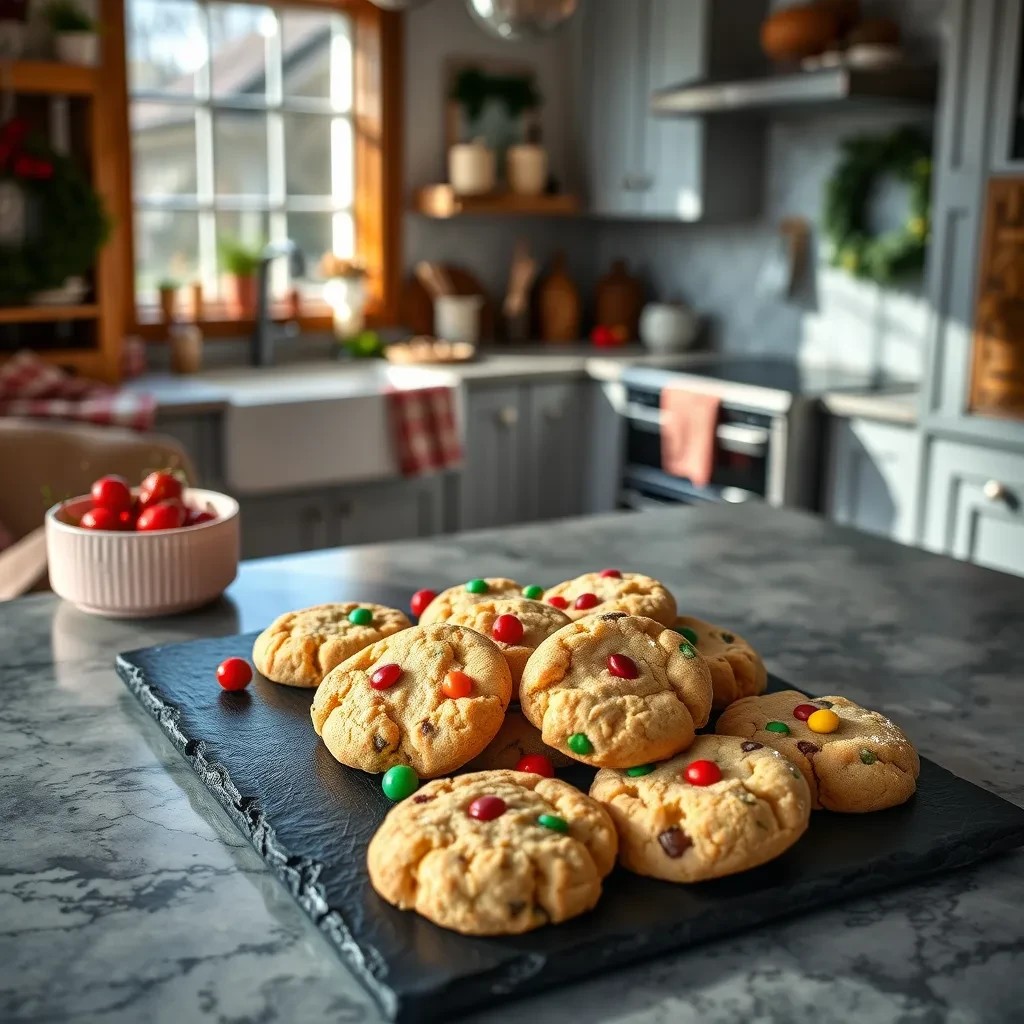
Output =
[{"x1": 113, "y1": 0, "x2": 403, "y2": 341}]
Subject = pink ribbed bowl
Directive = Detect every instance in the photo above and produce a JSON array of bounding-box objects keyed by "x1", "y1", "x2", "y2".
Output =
[{"x1": 46, "y1": 488, "x2": 240, "y2": 618}]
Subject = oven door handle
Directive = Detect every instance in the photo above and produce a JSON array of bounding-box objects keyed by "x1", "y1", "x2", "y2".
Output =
[{"x1": 625, "y1": 403, "x2": 770, "y2": 452}]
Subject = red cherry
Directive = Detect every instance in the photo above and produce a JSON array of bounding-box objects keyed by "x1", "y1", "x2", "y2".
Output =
[
  {"x1": 138, "y1": 470, "x2": 184, "y2": 508},
  {"x1": 599, "y1": 568, "x2": 622, "y2": 578},
  {"x1": 216, "y1": 657, "x2": 252, "y2": 691},
  {"x1": 90, "y1": 475, "x2": 132, "y2": 513},
  {"x1": 684, "y1": 760, "x2": 722, "y2": 786},
  {"x1": 79, "y1": 506, "x2": 123, "y2": 531},
  {"x1": 574, "y1": 592, "x2": 599, "y2": 611},
  {"x1": 467, "y1": 795, "x2": 506, "y2": 821},
  {"x1": 186, "y1": 508, "x2": 217, "y2": 526},
  {"x1": 547, "y1": 595, "x2": 569, "y2": 609},
  {"x1": 410, "y1": 588, "x2": 436, "y2": 618},
  {"x1": 607, "y1": 653, "x2": 639, "y2": 679},
  {"x1": 370, "y1": 663, "x2": 402, "y2": 690},
  {"x1": 136, "y1": 500, "x2": 187, "y2": 531},
  {"x1": 515, "y1": 753, "x2": 554, "y2": 778},
  {"x1": 492, "y1": 614, "x2": 524, "y2": 645},
  {"x1": 793, "y1": 703, "x2": 819, "y2": 721},
  {"x1": 118, "y1": 505, "x2": 138, "y2": 530}
]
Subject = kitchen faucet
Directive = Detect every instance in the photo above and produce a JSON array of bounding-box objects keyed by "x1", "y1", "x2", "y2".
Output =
[{"x1": 251, "y1": 239, "x2": 307, "y2": 367}]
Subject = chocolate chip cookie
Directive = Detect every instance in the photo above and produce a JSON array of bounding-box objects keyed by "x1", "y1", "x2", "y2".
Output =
[
  {"x1": 416, "y1": 577, "x2": 522, "y2": 626},
  {"x1": 716, "y1": 690, "x2": 920, "y2": 813},
  {"x1": 674, "y1": 615, "x2": 767, "y2": 710},
  {"x1": 310, "y1": 623, "x2": 512, "y2": 778},
  {"x1": 519, "y1": 613, "x2": 713, "y2": 769},
  {"x1": 367, "y1": 769, "x2": 618, "y2": 934},
  {"x1": 463, "y1": 708, "x2": 573, "y2": 773},
  {"x1": 252, "y1": 602, "x2": 411, "y2": 688},
  {"x1": 590, "y1": 734, "x2": 811, "y2": 883},
  {"x1": 542, "y1": 570, "x2": 676, "y2": 625},
  {"x1": 441, "y1": 597, "x2": 571, "y2": 700}
]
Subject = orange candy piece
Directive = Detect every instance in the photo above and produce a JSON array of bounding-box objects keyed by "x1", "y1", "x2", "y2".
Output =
[{"x1": 443, "y1": 670, "x2": 473, "y2": 699}]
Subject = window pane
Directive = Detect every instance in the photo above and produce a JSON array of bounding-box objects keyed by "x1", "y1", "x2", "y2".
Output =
[
  {"x1": 135, "y1": 210, "x2": 200, "y2": 301},
  {"x1": 288, "y1": 211, "x2": 332, "y2": 279},
  {"x1": 213, "y1": 110, "x2": 269, "y2": 197},
  {"x1": 284, "y1": 112, "x2": 332, "y2": 196},
  {"x1": 127, "y1": 0, "x2": 207, "y2": 97},
  {"x1": 216, "y1": 211, "x2": 269, "y2": 298},
  {"x1": 281, "y1": 9, "x2": 333, "y2": 103},
  {"x1": 209, "y1": 2, "x2": 274, "y2": 102},
  {"x1": 131, "y1": 103, "x2": 198, "y2": 197},
  {"x1": 333, "y1": 118, "x2": 354, "y2": 208},
  {"x1": 334, "y1": 211, "x2": 355, "y2": 260}
]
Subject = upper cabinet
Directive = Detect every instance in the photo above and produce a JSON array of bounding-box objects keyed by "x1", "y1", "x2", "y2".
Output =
[{"x1": 578, "y1": 0, "x2": 767, "y2": 222}]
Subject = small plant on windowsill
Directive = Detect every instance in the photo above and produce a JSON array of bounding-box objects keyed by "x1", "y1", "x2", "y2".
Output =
[
  {"x1": 45, "y1": 0, "x2": 99, "y2": 67},
  {"x1": 218, "y1": 238, "x2": 263, "y2": 321}
]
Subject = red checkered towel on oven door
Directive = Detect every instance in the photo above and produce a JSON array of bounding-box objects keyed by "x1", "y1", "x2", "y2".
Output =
[
  {"x1": 386, "y1": 386, "x2": 462, "y2": 476},
  {"x1": 0, "y1": 350, "x2": 156, "y2": 431}
]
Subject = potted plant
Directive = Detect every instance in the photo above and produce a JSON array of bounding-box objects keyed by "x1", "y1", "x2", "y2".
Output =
[
  {"x1": 45, "y1": 0, "x2": 98, "y2": 67},
  {"x1": 219, "y1": 238, "x2": 262, "y2": 320},
  {"x1": 157, "y1": 279, "x2": 179, "y2": 324}
]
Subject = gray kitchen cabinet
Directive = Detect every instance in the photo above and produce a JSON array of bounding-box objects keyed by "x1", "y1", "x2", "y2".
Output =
[
  {"x1": 579, "y1": 0, "x2": 765, "y2": 221},
  {"x1": 921, "y1": 439, "x2": 1024, "y2": 578},
  {"x1": 240, "y1": 491, "x2": 331, "y2": 560},
  {"x1": 523, "y1": 380, "x2": 585, "y2": 522},
  {"x1": 154, "y1": 412, "x2": 224, "y2": 488},
  {"x1": 824, "y1": 418, "x2": 919, "y2": 545}
]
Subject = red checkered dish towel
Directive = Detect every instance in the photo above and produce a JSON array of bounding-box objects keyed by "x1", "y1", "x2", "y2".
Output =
[
  {"x1": 0, "y1": 350, "x2": 156, "y2": 431},
  {"x1": 386, "y1": 386, "x2": 462, "y2": 476}
]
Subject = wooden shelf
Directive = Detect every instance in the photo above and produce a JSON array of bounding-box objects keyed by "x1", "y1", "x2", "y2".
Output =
[
  {"x1": 0, "y1": 304, "x2": 100, "y2": 324},
  {"x1": 414, "y1": 185, "x2": 581, "y2": 219},
  {"x1": 7, "y1": 61, "x2": 98, "y2": 97}
]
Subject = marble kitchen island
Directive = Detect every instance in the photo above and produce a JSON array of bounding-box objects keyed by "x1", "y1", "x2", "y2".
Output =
[{"x1": 2, "y1": 503, "x2": 1023, "y2": 1024}]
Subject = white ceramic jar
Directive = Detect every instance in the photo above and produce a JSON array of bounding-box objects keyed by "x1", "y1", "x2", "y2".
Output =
[
  {"x1": 639, "y1": 302, "x2": 699, "y2": 354},
  {"x1": 448, "y1": 139, "x2": 495, "y2": 196},
  {"x1": 507, "y1": 144, "x2": 549, "y2": 196},
  {"x1": 434, "y1": 294, "x2": 484, "y2": 345}
]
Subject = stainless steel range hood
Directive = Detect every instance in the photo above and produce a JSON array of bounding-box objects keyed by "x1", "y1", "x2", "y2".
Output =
[{"x1": 651, "y1": 64, "x2": 937, "y2": 117}]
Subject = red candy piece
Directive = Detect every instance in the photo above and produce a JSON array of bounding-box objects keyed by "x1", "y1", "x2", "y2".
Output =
[
  {"x1": 599, "y1": 568, "x2": 622, "y2": 578},
  {"x1": 79, "y1": 506, "x2": 123, "y2": 531},
  {"x1": 410, "y1": 588, "x2": 436, "y2": 618},
  {"x1": 492, "y1": 614, "x2": 524, "y2": 645},
  {"x1": 216, "y1": 657, "x2": 252, "y2": 691},
  {"x1": 793, "y1": 703, "x2": 818, "y2": 721},
  {"x1": 607, "y1": 653, "x2": 639, "y2": 679},
  {"x1": 370, "y1": 663, "x2": 402, "y2": 690},
  {"x1": 574, "y1": 592, "x2": 599, "y2": 611},
  {"x1": 547, "y1": 596, "x2": 569, "y2": 610},
  {"x1": 467, "y1": 795, "x2": 507, "y2": 821},
  {"x1": 443, "y1": 670, "x2": 473, "y2": 699},
  {"x1": 683, "y1": 760, "x2": 722, "y2": 786},
  {"x1": 515, "y1": 753, "x2": 554, "y2": 778}
]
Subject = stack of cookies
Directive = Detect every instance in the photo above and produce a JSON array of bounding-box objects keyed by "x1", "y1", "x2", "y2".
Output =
[{"x1": 250, "y1": 570, "x2": 920, "y2": 937}]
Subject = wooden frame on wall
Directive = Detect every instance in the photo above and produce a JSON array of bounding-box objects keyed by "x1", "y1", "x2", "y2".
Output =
[{"x1": 117, "y1": 0, "x2": 404, "y2": 341}]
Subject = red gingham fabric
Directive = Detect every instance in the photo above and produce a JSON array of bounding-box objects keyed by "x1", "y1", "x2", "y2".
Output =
[
  {"x1": 386, "y1": 386, "x2": 462, "y2": 476},
  {"x1": 0, "y1": 350, "x2": 156, "y2": 432}
]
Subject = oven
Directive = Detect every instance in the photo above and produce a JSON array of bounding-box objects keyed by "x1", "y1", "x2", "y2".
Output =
[{"x1": 620, "y1": 384, "x2": 777, "y2": 508}]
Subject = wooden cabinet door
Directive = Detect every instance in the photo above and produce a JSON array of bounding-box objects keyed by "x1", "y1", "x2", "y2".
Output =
[
  {"x1": 581, "y1": 0, "x2": 646, "y2": 217},
  {"x1": 922, "y1": 438, "x2": 1024, "y2": 577},
  {"x1": 523, "y1": 381, "x2": 585, "y2": 522},
  {"x1": 824, "y1": 418, "x2": 919, "y2": 544},
  {"x1": 459, "y1": 386, "x2": 527, "y2": 529}
]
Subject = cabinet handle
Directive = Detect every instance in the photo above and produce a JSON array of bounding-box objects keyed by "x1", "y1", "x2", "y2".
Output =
[
  {"x1": 635, "y1": 174, "x2": 653, "y2": 192},
  {"x1": 983, "y1": 479, "x2": 1008, "y2": 502},
  {"x1": 494, "y1": 406, "x2": 519, "y2": 428},
  {"x1": 621, "y1": 174, "x2": 636, "y2": 191}
]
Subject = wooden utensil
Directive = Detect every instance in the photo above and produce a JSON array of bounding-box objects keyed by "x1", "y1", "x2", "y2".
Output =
[
  {"x1": 595, "y1": 259, "x2": 643, "y2": 341},
  {"x1": 415, "y1": 261, "x2": 455, "y2": 299},
  {"x1": 539, "y1": 252, "x2": 581, "y2": 343}
]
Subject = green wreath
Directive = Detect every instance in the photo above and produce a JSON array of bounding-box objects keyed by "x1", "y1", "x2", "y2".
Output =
[
  {"x1": 824, "y1": 128, "x2": 932, "y2": 285},
  {"x1": 0, "y1": 120, "x2": 111, "y2": 305}
]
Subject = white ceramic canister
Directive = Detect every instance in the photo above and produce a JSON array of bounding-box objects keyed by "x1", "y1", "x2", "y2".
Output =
[
  {"x1": 448, "y1": 138, "x2": 495, "y2": 196},
  {"x1": 507, "y1": 143, "x2": 549, "y2": 196},
  {"x1": 434, "y1": 294, "x2": 484, "y2": 346},
  {"x1": 638, "y1": 302, "x2": 699, "y2": 354}
]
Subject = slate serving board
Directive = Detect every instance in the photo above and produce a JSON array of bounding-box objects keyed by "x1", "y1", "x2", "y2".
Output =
[{"x1": 116, "y1": 611, "x2": 1024, "y2": 1024}]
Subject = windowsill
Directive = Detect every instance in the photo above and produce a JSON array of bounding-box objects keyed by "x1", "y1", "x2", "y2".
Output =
[{"x1": 134, "y1": 300, "x2": 334, "y2": 340}]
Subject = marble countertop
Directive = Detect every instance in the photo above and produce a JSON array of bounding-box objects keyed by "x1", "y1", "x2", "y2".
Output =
[
  {"x1": 821, "y1": 388, "x2": 920, "y2": 425},
  {"x1": 4, "y1": 503, "x2": 1024, "y2": 1023}
]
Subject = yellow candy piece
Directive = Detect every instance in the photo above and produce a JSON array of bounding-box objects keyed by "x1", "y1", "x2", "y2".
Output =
[{"x1": 807, "y1": 708, "x2": 840, "y2": 734}]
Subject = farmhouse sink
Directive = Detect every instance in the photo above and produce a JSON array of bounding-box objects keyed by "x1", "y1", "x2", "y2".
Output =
[{"x1": 198, "y1": 362, "x2": 455, "y2": 495}]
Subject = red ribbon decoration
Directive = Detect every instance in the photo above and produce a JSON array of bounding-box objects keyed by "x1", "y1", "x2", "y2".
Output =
[{"x1": 0, "y1": 118, "x2": 54, "y2": 180}]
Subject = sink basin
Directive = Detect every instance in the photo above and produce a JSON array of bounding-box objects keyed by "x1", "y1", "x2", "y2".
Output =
[{"x1": 201, "y1": 362, "x2": 457, "y2": 495}]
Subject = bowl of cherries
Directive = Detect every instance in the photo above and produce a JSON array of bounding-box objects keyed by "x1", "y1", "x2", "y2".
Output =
[{"x1": 45, "y1": 471, "x2": 240, "y2": 618}]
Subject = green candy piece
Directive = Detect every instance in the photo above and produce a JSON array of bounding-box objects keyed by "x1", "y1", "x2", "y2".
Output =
[
  {"x1": 537, "y1": 813, "x2": 569, "y2": 833},
  {"x1": 859, "y1": 748, "x2": 878, "y2": 765},
  {"x1": 765, "y1": 721, "x2": 790, "y2": 735},
  {"x1": 720, "y1": 631, "x2": 735, "y2": 643},
  {"x1": 679, "y1": 642, "x2": 697, "y2": 659},
  {"x1": 522, "y1": 584, "x2": 544, "y2": 600},
  {"x1": 626, "y1": 764, "x2": 654, "y2": 777},
  {"x1": 466, "y1": 578, "x2": 488, "y2": 594},
  {"x1": 567, "y1": 732, "x2": 593, "y2": 756},
  {"x1": 679, "y1": 627, "x2": 699, "y2": 646},
  {"x1": 381, "y1": 765, "x2": 419, "y2": 801},
  {"x1": 348, "y1": 607, "x2": 373, "y2": 626}
]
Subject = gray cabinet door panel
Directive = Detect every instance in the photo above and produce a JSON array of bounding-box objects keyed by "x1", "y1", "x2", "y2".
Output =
[
  {"x1": 460, "y1": 387, "x2": 526, "y2": 530},
  {"x1": 240, "y1": 492, "x2": 330, "y2": 560},
  {"x1": 339, "y1": 477, "x2": 444, "y2": 546},
  {"x1": 524, "y1": 381, "x2": 585, "y2": 521}
]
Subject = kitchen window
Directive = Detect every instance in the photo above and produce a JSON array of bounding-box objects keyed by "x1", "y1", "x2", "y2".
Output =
[{"x1": 124, "y1": 0, "x2": 400, "y2": 331}]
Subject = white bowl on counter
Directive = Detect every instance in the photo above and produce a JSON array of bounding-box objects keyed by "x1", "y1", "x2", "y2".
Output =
[
  {"x1": 45, "y1": 488, "x2": 240, "y2": 618},
  {"x1": 639, "y1": 302, "x2": 700, "y2": 354}
]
